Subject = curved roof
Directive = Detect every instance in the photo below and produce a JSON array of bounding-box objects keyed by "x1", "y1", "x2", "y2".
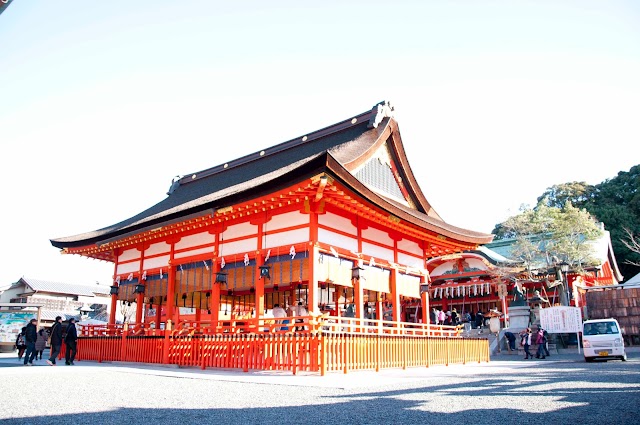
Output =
[{"x1": 51, "y1": 101, "x2": 493, "y2": 250}]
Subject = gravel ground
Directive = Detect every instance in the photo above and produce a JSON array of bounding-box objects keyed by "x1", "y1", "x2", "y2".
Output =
[{"x1": 1, "y1": 351, "x2": 638, "y2": 424}]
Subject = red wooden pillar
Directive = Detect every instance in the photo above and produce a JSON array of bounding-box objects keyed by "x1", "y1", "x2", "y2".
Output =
[
  {"x1": 109, "y1": 250, "x2": 120, "y2": 326},
  {"x1": 421, "y1": 275, "x2": 430, "y2": 325},
  {"x1": 109, "y1": 283, "x2": 118, "y2": 326},
  {"x1": 135, "y1": 290, "x2": 144, "y2": 324},
  {"x1": 135, "y1": 243, "x2": 145, "y2": 324},
  {"x1": 375, "y1": 292, "x2": 382, "y2": 321},
  {"x1": 354, "y1": 277, "x2": 363, "y2": 320},
  {"x1": 166, "y1": 264, "x2": 175, "y2": 326},
  {"x1": 210, "y1": 257, "x2": 221, "y2": 331},
  {"x1": 390, "y1": 268, "x2": 400, "y2": 322},
  {"x1": 155, "y1": 302, "x2": 161, "y2": 330},
  {"x1": 308, "y1": 211, "x2": 320, "y2": 316}
]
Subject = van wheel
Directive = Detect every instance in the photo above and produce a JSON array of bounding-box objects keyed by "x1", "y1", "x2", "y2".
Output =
[
  {"x1": 585, "y1": 357, "x2": 595, "y2": 363},
  {"x1": 621, "y1": 354, "x2": 627, "y2": 362}
]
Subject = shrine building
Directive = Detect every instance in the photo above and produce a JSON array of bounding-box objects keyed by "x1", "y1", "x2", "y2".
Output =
[{"x1": 49, "y1": 101, "x2": 494, "y2": 373}]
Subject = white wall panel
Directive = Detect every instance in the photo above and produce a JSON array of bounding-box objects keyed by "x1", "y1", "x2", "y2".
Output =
[
  {"x1": 116, "y1": 261, "x2": 139, "y2": 275},
  {"x1": 219, "y1": 237, "x2": 257, "y2": 256},
  {"x1": 175, "y1": 232, "x2": 215, "y2": 250},
  {"x1": 224, "y1": 222, "x2": 257, "y2": 240},
  {"x1": 265, "y1": 228, "x2": 308, "y2": 248},
  {"x1": 269, "y1": 211, "x2": 308, "y2": 230},
  {"x1": 318, "y1": 228, "x2": 358, "y2": 252},
  {"x1": 318, "y1": 212, "x2": 356, "y2": 236},
  {"x1": 118, "y1": 248, "x2": 140, "y2": 263},
  {"x1": 174, "y1": 246, "x2": 214, "y2": 260},
  {"x1": 143, "y1": 255, "x2": 170, "y2": 270},
  {"x1": 398, "y1": 252, "x2": 424, "y2": 270},
  {"x1": 362, "y1": 241, "x2": 394, "y2": 263},
  {"x1": 146, "y1": 241, "x2": 170, "y2": 256},
  {"x1": 362, "y1": 226, "x2": 393, "y2": 246},
  {"x1": 397, "y1": 238, "x2": 422, "y2": 256}
]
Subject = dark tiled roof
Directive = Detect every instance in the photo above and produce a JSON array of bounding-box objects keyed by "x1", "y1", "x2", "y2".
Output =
[{"x1": 51, "y1": 101, "x2": 493, "y2": 249}]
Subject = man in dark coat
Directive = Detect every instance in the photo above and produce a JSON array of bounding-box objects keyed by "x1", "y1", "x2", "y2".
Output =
[
  {"x1": 46, "y1": 316, "x2": 63, "y2": 366},
  {"x1": 23, "y1": 318, "x2": 38, "y2": 366},
  {"x1": 64, "y1": 317, "x2": 78, "y2": 365}
]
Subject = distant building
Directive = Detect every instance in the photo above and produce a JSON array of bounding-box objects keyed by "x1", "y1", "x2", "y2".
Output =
[{"x1": 0, "y1": 277, "x2": 113, "y2": 328}]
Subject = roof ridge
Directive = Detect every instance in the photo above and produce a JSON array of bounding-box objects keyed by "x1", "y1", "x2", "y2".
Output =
[{"x1": 169, "y1": 102, "x2": 389, "y2": 192}]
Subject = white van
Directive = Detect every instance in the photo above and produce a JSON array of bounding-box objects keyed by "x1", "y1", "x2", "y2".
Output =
[{"x1": 582, "y1": 318, "x2": 627, "y2": 362}]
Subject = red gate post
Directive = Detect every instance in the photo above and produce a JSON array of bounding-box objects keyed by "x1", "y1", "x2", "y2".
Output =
[
  {"x1": 162, "y1": 320, "x2": 172, "y2": 364},
  {"x1": 243, "y1": 335, "x2": 249, "y2": 373},
  {"x1": 120, "y1": 323, "x2": 128, "y2": 361}
]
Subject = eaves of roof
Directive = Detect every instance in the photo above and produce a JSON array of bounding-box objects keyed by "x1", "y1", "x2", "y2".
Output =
[{"x1": 50, "y1": 101, "x2": 493, "y2": 250}]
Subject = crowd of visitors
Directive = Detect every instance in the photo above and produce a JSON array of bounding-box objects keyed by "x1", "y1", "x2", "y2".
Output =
[{"x1": 12, "y1": 316, "x2": 79, "y2": 366}]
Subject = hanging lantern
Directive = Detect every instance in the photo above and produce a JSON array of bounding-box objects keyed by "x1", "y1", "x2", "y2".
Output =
[{"x1": 259, "y1": 265, "x2": 271, "y2": 279}]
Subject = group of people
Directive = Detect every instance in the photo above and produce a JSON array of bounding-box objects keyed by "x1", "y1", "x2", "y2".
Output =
[
  {"x1": 271, "y1": 302, "x2": 308, "y2": 331},
  {"x1": 519, "y1": 326, "x2": 549, "y2": 359},
  {"x1": 430, "y1": 308, "x2": 460, "y2": 325},
  {"x1": 15, "y1": 316, "x2": 78, "y2": 366},
  {"x1": 430, "y1": 308, "x2": 479, "y2": 326}
]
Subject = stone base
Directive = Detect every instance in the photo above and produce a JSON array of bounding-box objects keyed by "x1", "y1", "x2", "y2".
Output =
[{"x1": 508, "y1": 305, "x2": 531, "y2": 330}]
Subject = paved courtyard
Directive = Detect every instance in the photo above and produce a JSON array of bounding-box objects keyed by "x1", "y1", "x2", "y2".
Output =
[{"x1": 0, "y1": 350, "x2": 638, "y2": 424}]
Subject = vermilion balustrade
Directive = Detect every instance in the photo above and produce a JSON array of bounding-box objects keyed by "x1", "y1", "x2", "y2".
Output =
[{"x1": 74, "y1": 315, "x2": 490, "y2": 374}]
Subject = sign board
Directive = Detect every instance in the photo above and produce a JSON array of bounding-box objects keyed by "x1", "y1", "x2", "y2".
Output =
[
  {"x1": 539, "y1": 306, "x2": 582, "y2": 333},
  {"x1": 497, "y1": 283, "x2": 508, "y2": 299},
  {"x1": 0, "y1": 311, "x2": 36, "y2": 343}
]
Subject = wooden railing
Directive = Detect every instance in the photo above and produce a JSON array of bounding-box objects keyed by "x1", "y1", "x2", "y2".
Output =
[{"x1": 75, "y1": 315, "x2": 490, "y2": 374}]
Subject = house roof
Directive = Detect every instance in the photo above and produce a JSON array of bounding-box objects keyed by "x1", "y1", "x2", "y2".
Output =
[
  {"x1": 624, "y1": 272, "x2": 640, "y2": 286},
  {"x1": 13, "y1": 277, "x2": 111, "y2": 297},
  {"x1": 50, "y1": 101, "x2": 493, "y2": 252}
]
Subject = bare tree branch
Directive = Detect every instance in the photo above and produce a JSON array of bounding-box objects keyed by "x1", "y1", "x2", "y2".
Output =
[{"x1": 621, "y1": 227, "x2": 640, "y2": 267}]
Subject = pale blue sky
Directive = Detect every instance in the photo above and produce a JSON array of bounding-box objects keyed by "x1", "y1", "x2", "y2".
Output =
[{"x1": 1, "y1": 1, "x2": 639, "y2": 286}]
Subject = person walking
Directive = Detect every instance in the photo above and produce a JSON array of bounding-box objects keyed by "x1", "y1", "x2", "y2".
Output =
[
  {"x1": 535, "y1": 327, "x2": 547, "y2": 359},
  {"x1": 23, "y1": 318, "x2": 38, "y2": 366},
  {"x1": 521, "y1": 328, "x2": 533, "y2": 359},
  {"x1": 543, "y1": 328, "x2": 550, "y2": 357},
  {"x1": 35, "y1": 328, "x2": 47, "y2": 361},
  {"x1": 15, "y1": 327, "x2": 27, "y2": 361},
  {"x1": 64, "y1": 317, "x2": 78, "y2": 365},
  {"x1": 46, "y1": 316, "x2": 63, "y2": 366},
  {"x1": 475, "y1": 311, "x2": 484, "y2": 330}
]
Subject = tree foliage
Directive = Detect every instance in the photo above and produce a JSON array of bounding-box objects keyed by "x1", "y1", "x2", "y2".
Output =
[
  {"x1": 494, "y1": 164, "x2": 640, "y2": 280},
  {"x1": 582, "y1": 165, "x2": 640, "y2": 279},
  {"x1": 537, "y1": 181, "x2": 595, "y2": 209},
  {"x1": 494, "y1": 200, "x2": 603, "y2": 275}
]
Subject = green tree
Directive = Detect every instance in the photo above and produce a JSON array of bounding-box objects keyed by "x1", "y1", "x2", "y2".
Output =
[
  {"x1": 496, "y1": 200, "x2": 602, "y2": 273},
  {"x1": 581, "y1": 164, "x2": 640, "y2": 279},
  {"x1": 495, "y1": 200, "x2": 603, "y2": 305},
  {"x1": 537, "y1": 182, "x2": 595, "y2": 209}
]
